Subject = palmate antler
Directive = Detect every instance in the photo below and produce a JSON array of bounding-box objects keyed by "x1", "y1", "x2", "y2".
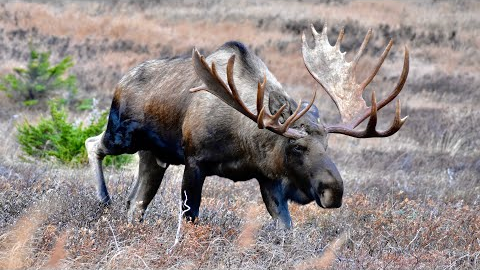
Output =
[
  {"x1": 302, "y1": 24, "x2": 409, "y2": 138},
  {"x1": 190, "y1": 49, "x2": 316, "y2": 139}
]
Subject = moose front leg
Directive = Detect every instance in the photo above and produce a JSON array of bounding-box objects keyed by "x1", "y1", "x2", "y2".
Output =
[
  {"x1": 181, "y1": 161, "x2": 206, "y2": 222},
  {"x1": 258, "y1": 179, "x2": 292, "y2": 229}
]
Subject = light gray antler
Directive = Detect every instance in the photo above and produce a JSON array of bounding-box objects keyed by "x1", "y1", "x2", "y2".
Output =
[{"x1": 302, "y1": 23, "x2": 409, "y2": 138}]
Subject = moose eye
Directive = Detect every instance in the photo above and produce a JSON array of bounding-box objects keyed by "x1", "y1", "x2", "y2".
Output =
[{"x1": 292, "y1": 144, "x2": 306, "y2": 153}]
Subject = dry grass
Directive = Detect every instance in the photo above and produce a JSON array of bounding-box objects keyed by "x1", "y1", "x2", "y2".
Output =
[
  {"x1": 295, "y1": 232, "x2": 348, "y2": 270},
  {"x1": 0, "y1": 205, "x2": 46, "y2": 269},
  {"x1": 236, "y1": 204, "x2": 263, "y2": 249},
  {"x1": 0, "y1": 0, "x2": 479, "y2": 269},
  {"x1": 45, "y1": 231, "x2": 67, "y2": 268}
]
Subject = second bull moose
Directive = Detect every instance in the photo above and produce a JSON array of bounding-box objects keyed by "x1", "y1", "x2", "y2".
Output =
[{"x1": 86, "y1": 24, "x2": 409, "y2": 228}]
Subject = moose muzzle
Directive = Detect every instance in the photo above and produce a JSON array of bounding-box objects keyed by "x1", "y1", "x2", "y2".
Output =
[{"x1": 312, "y1": 158, "x2": 344, "y2": 209}]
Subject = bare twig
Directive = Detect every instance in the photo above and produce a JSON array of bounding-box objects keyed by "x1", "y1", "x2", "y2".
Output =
[
  {"x1": 132, "y1": 253, "x2": 151, "y2": 270},
  {"x1": 407, "y1": 227, "x2": 423, "y2": 249},
  {"x1": 106, "y1": 219, "x2": 120, "y2": 251},
  {"x1": 166, "y1": 191, "x2": 190, "y2": 254}
]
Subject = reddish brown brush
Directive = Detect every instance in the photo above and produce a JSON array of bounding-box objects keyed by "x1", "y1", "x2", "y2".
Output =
[
  {"x1": 0, "y1": 209, "x2": 46, "y2": 270},
  {"x1": 237, "y1": 204, "x2": 263, "y2": 249},
  {"x1": 44, "y1": 232, "x2": 68, "y2": 268},
  {"x1": 295, "y1": 232, "x2": 347, "y2": 270}
]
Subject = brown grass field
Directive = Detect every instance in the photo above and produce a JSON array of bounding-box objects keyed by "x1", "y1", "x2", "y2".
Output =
[{"x1": 0, "y1": 0, "x2": 479, "y2": 269}]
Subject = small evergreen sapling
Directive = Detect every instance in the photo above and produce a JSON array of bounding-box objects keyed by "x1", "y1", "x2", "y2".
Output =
[{"x1": 0, "y1": 47, "x2": 77, "y2": 106}]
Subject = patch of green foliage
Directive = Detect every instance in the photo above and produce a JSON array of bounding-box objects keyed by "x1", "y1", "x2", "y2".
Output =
[
  {"x1": 0, "y1": 47, "x2": 77, "y2": 106},
  {"x1": 17, "y1": 102, "x2": 132, "y2": 168},
  {"x1": 76, "y1": 98, "x2": 94, "y2": 111}
]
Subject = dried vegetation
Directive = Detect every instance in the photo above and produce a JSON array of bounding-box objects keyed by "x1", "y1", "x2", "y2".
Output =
[{"x1": 0, "y1": 0, "x2": 479, "y2": 269}]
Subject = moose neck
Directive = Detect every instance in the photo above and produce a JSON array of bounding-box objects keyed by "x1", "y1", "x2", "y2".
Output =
[{"x1": 236, "y1": 117, "x2": 287, "y2": 181}]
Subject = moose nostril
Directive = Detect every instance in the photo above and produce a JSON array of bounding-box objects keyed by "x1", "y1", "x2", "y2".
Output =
[
  {"x1": 331, "y1": 197, "x2": 342, "y2": 208},
  {"x1": 320, "y1": 189, "x2": 342, "y2": 208}
]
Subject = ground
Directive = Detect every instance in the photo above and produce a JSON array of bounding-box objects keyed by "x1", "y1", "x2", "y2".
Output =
[{"x1": 0, "y1": 1, "x2": 479, "y2": 269}]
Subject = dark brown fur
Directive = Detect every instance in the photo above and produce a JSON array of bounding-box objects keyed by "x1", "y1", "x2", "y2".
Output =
[{"x1": 85, "y1": 42, "x2": 343, "y2": 228}]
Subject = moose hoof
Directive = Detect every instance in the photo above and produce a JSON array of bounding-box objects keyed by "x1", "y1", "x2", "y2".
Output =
[
  {"x1": 98, "y1": 193, "x2": 111, "y2": 206},
  {"x1": 127, "y1": 201, "x2": 146, "y2": 224}
]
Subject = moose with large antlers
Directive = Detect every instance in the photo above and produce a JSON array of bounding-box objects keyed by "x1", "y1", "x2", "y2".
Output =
[{"x1": 86, "y1": 24, "x2": 409, "y2": 228}]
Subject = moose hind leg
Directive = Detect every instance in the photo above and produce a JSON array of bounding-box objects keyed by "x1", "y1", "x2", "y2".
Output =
[
  {"x1": 85, "y1": 132, "x2": 111, "y2": 204},
  {"x1": 127, "y1": 151, "x2": 169, "y2": 223}
]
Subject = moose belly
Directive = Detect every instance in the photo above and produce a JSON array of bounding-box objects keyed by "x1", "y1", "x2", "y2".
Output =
[
  {"x1": 140, "y1": 127, "x2": 185, "y2": 165},
  {"x1": 203, "y1": 159, "x2": 259, "y2": 182}
]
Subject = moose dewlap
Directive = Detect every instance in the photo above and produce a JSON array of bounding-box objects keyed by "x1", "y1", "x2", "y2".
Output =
[{"x1": 85, "y1": 24, "x2": 409, "y2": 228}]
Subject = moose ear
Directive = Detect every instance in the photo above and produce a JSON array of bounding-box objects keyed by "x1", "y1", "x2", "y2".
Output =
[
  {"x1": 269, "y1": 91, "x2": 294, "y2": 123},
  {"x1": 301, "y1": 101, "x2": 319, "y2": 118}
]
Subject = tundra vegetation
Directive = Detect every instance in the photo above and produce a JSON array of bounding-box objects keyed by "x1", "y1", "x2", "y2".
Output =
[{"x1": 0, "y1": 1, "x2": 478, "y2": 269}]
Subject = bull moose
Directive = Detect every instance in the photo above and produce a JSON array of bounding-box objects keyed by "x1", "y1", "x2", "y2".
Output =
[{"x1": 86, "y1": 24, "x2": 409, "y2": 228}]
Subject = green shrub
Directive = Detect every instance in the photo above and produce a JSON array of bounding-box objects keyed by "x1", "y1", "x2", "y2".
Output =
[
  {"x1": 76, "y1": 98, "x2": 95, "y2": 111},
  {"x1": 0, "y1": 47, "x2": 77, "y2": 106},
  {"x1": 17, "y1": 102, "x2": 132, "y2": 168}
]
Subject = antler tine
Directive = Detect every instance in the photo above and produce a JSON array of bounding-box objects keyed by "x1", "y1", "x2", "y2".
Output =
[
  {"x1": 365, "y1": 91, "x2": 378, "y2": 134},
  {"x1": 382, "y1": 98, "x2": 407, "y2": 137},
  {"x1": 293, "y1": 89, "x2": 317, "y2": 123},
  {"x1": 257, "y1": 75, "x2": 266, "y2": 114},
  {"x1": 271, "y1": 104, "x2": 288, "y2": 122},
  {"x1": 377, "y1": 46, "x2": 409, "y2": 110},
  {"x1": 278, "y1": 89, "x2": 317, "y2": 135},
  {"x1": 310, "y1": 23, "x2": 320, "y2": 39},
  {"x1": 225, "y1": 55, "x2": 257, "y2": 121},
  {"x1": 256, "y1": 76, "x2": 267, "y2": 129},
  {"x1": 321, "y1": 23, "x2": 328, "y2": 35},
  {"x1": 282, "y1": 99, "x2": 303, "y2": 133},
  {"x1": 335, "y1": 27, "x2": 345, "y2": 49},
  {"x1": 358, "y1": 39, "x2": 393, "y2": 94},
  {"x1": 372, "y1": 98, "x2": 408, "y2": 137},
  {"x1": 311, "y1": 23, "x2": 319, "y2": 35},
  {"x1": 352, "y1": 29, "x2": 372, "y2": 69}
]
